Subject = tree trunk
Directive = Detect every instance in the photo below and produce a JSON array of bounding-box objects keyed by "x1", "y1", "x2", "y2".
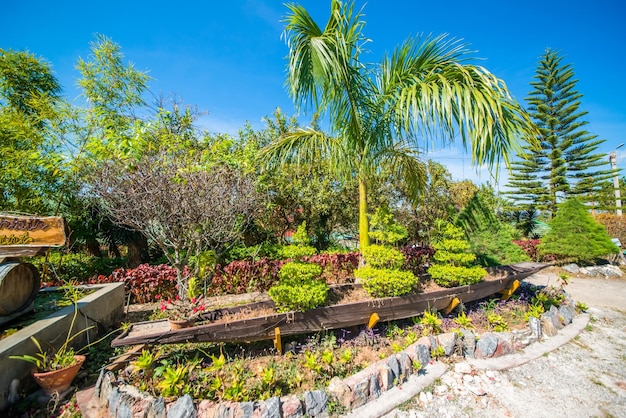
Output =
[
  {"x1": 358, "y1": 179, "x2": 370, "y2": 250},
  {"x1": 127, "y1": 233, "x2": 149, "y2": 268},
  {"x1": 85, "y1": 238, "x2": 103, "y2": 258}
]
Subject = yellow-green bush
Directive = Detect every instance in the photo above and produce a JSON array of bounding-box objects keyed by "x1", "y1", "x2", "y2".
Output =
[
  {"x1": 354, "y1": 266, "x2": 418, "y2": 298},
  {"x1": 361, "y1": 244, "x2": 405, "y2": 269}
]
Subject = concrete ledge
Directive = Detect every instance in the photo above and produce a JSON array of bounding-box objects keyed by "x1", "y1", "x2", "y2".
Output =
[{"x1": 0, "y1": 282, "x2": 124, "y2": 411}]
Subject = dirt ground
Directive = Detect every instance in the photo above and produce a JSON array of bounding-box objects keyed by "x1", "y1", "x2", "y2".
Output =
[{"x1": 383, "y1": 267, "x2": 626, "y2": 418}]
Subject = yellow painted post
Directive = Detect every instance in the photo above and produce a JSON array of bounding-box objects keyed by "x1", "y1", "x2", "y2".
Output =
[
  {"x1": 274, "y1": 327, "x2": 282, "y2": 355},
  {"x1": 443, "y1": 297, "x2": 460, "y2": 315},
  {"x1": 367, "y1": 312, "x2": 380, "y2": 329},
  {"x1": 500, "y1": 280, "x2": 520, "y2": 300}
]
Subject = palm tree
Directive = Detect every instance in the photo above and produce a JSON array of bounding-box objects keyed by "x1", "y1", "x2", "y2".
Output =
[{"x1": 263, "y1": 0, "x2": 534, "y2": 249}]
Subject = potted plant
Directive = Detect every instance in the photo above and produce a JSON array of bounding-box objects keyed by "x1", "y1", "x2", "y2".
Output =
[
  {"x1": 11, "y1": 336, "x2": 87, "y2": 395},
  {"x1": 158, "y1": 295, "x2": 207, "y2": 330},
  {"x1": 9, "y1": 280, "x2": 106, "y2": 395}
]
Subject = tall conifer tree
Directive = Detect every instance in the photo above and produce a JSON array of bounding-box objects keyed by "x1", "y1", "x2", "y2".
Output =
[{"x1": 505, "y1": 49, "x2": 611, "y2": 216}]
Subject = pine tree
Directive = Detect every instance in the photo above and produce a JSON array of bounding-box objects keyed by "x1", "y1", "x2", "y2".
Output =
[
  {"x1": 539, "y1": 198, "x2": 618, "y2": 263},
  {"x1": 505, "y1": 49, "x2": 612, "y2": 216}
]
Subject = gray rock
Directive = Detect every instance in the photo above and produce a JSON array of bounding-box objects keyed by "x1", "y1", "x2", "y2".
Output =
[
  {"x1": 559, "y1": 304, "x2": 574, "y2": 325},
  {"x1": 369, "y1": 374, "x2": 381, "y2": 400},
  {"x1": 437, "y1": 332, "x2": 457, "y2": 356},
  {"x1": 528, "y1": 316, "x2": 542, "y2": 339},
  {"x1": 327, "y1": 377, "x2": 351, "y2": 409},
  {"x1": 262, "y1": 397, "x2": 281, "y2": 418},
  {"x1": 475, "y1": 333, "x2": 498, "y2": 358},
  {"x1": 562, "y1": 263, "x2": 580, "y2": 273},
  {"x1": 148, "y1": 398, "x2": 166, "y2": 418},
  {"x1": 108, "y1": 387, "x2": 122, "y2": 417},
  {"x1": 281, "y1": 396, "x2": 303, "y2": 418},
  {"x1": 380, "y1": 364, "x2": 395, "y2": 391},
  {"x1": 95, "y1": 370, "x2": 115, "y2": 405},
  {"x1": 415, "y1": 344, "x2": 431, "y2": 369},
  {"x1": 399, "y1": 352, "x2": 412, "y2": 378},
  {"x1": 549, "y1": 306, "x2": 564, "y2": 329},
  {"x1": 305, "y1": 390, "x2": 328, "y2": 417},
  {"x1": 352, "y1": 378, "x2": 370, "y2": 408},
  {"x1": 167, "y1": 394, "x2": 196, "y2": 418},
  {"x1": 388, "y1": 355, "x2": 401, "y2": 380},
  {"x1": 459, "y1": 328, "x2": 476, "y2": 358},
  {"x1": 541, "y1": 314, "x2": 558, "y2": 337},
  {"x1": 584, "y1": 265, "x2": 623, "y2": 278},
  {"x1": 238, "y1": 401, "x2": 256, "y2": 418},
  {"x1": 544, "y1": 309, "x2": 562, "y2": 330}
]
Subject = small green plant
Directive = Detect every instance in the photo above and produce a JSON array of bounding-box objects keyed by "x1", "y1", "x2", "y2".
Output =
[
  {"x1": 524, "y1": 303, "x2": 545, "y2": 320},
  {"x1": 9, "y1": 280, "x2": 108, "y2": 372},
  {"x1": 404, "y1": 330, "x2": 419, "y2": 346},
  {"x1": 486, "y1": 312, "x2": 509, "y2": 332},
  {"x1": 576, "y1": 301, "x2": 588, "y2": 313},
  {"x1": 453, "y1": 310, "x2": 474, "y2": 328},
  {"x1": 156, "y1": 364, "x2": 188, "y2": 397},
  {"x1": 303, "y1": 351, "x2": 322, "y2": 374},
  {"x1": 420, "y1": 309, "x2": 442, "y2": 335},
  {"x1": 369, "y1": 205, "x2": 408, "y2": 246},
  {"x1": 431, "y1": 345, "x2": 445, "y2": 358},
  {"x1": 131, "y1": 349, "x2": 156, "y2": 377}
]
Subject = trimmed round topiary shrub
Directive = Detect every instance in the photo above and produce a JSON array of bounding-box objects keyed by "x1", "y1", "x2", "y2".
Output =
[
  {"x1": 428, "y1": 221, "x2": 487, "y2": 288},
  {"x1": 354, "y1": 266, "x2": 418, "y2": 298},
  {"x1": 268, "y1": 261, "x2": 328, "y2": 312},
  {"x1": 361, "y1": 244, "x2": 405, "y2": 269}
]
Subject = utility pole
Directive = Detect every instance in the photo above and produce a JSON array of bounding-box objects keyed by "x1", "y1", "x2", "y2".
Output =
[{"x1": 610, "y1": 143, "x2": 624, "y2": 216}]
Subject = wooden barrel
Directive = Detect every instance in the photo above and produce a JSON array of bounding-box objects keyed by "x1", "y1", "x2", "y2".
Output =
[{"x1": 0, "y1": 262, "x2": 40, "y2": 316}]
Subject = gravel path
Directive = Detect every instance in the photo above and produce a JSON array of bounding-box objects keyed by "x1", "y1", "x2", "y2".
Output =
[{"x1": 379, "y1": 269, "x2": 626, "y2": 418}]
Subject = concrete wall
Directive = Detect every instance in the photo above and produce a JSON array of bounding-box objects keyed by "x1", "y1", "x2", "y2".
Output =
[{"x1": 0, "y1": 282, "x2": 124, "y2": 411}]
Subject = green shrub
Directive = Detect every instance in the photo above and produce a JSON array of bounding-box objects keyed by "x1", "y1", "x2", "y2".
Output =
[
  {"x1": 361, "y1": 244, "x2": 405, "y2": 269},
  {"x1": 539, "y1": 198, "x2": 619, "y2": 263},
  {"x1": 369, "y1": 205, "x2": 408, "y2": 245},
  {"x1": 427, "y1": 264, "x2": 486, "y2": 287},
  {"x1": 594, "y1": 213, "x2": 626, "y2": 250},
  {"x1": 278, "y1": 261, "x2": 322, "y2": 282},
  {"x1": 280, "y1": 244, "x2": 317, "y2": 260},
  {"x1": 269, "y1": 262, "x2": 327, "y2": 312},
  {"x1": 354, "y1": 266, "x2": 418, "y2": 298},
  {"x1": 469, "y1": 225, "x2": 530, "y2": 266},
  {"x1": 428, "y1": 221, "x2": 487, "y2": 287}
]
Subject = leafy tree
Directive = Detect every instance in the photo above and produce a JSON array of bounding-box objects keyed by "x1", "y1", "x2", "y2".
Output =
[
  {"x1": 539, "y1": 198, "x2": 619, "y2": 263},
  {"x1": 263, "y1": 0, "x2": 534, "y2": 250},
  {"x1": 240, "y1": 110, "x2": 357, "y2": 250},
  {"x1": 92, "y1": 149, "x2": 264, "y2": 301},
  {"x1": 0, "y1": 49, "x2": 63, "y2": 213},
  {"x1": 369, "y1": 204, "x2": 407, "y2": 246},
  {"x1": 505, "y1": 49, "x2": 612, "y2": 216}
]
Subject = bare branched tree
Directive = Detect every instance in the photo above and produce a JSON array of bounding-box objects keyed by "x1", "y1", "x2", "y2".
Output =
[{"x1": 92, "y1": 152, "x2": 263, "y2": 300}]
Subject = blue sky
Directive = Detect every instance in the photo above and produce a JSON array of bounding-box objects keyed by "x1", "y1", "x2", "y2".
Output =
[{"x1": 4, "y1": 0, "x2": 626, "y2": 186}]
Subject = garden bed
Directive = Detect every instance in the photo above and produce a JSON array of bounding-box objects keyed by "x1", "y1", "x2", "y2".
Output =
[
  {"x1": 112, "y1": 262, "x2": 548, "y2": 347},
  {"x1": 89, "y1": 268, "x2": 580, "y2": 417}
]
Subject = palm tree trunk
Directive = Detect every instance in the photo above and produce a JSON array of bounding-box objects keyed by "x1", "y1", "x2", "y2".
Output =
[{"x1": 358, "y1": 179, "x2": 370, "y2": 250}]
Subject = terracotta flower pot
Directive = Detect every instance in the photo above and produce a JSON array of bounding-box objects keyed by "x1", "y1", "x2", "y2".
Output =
[
  {"x1": 168, "y1": 319, "x2": 194, "y2": 330},
  {"x1": 32, "y1": 355, "x2": 86, "y2": 395}
]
